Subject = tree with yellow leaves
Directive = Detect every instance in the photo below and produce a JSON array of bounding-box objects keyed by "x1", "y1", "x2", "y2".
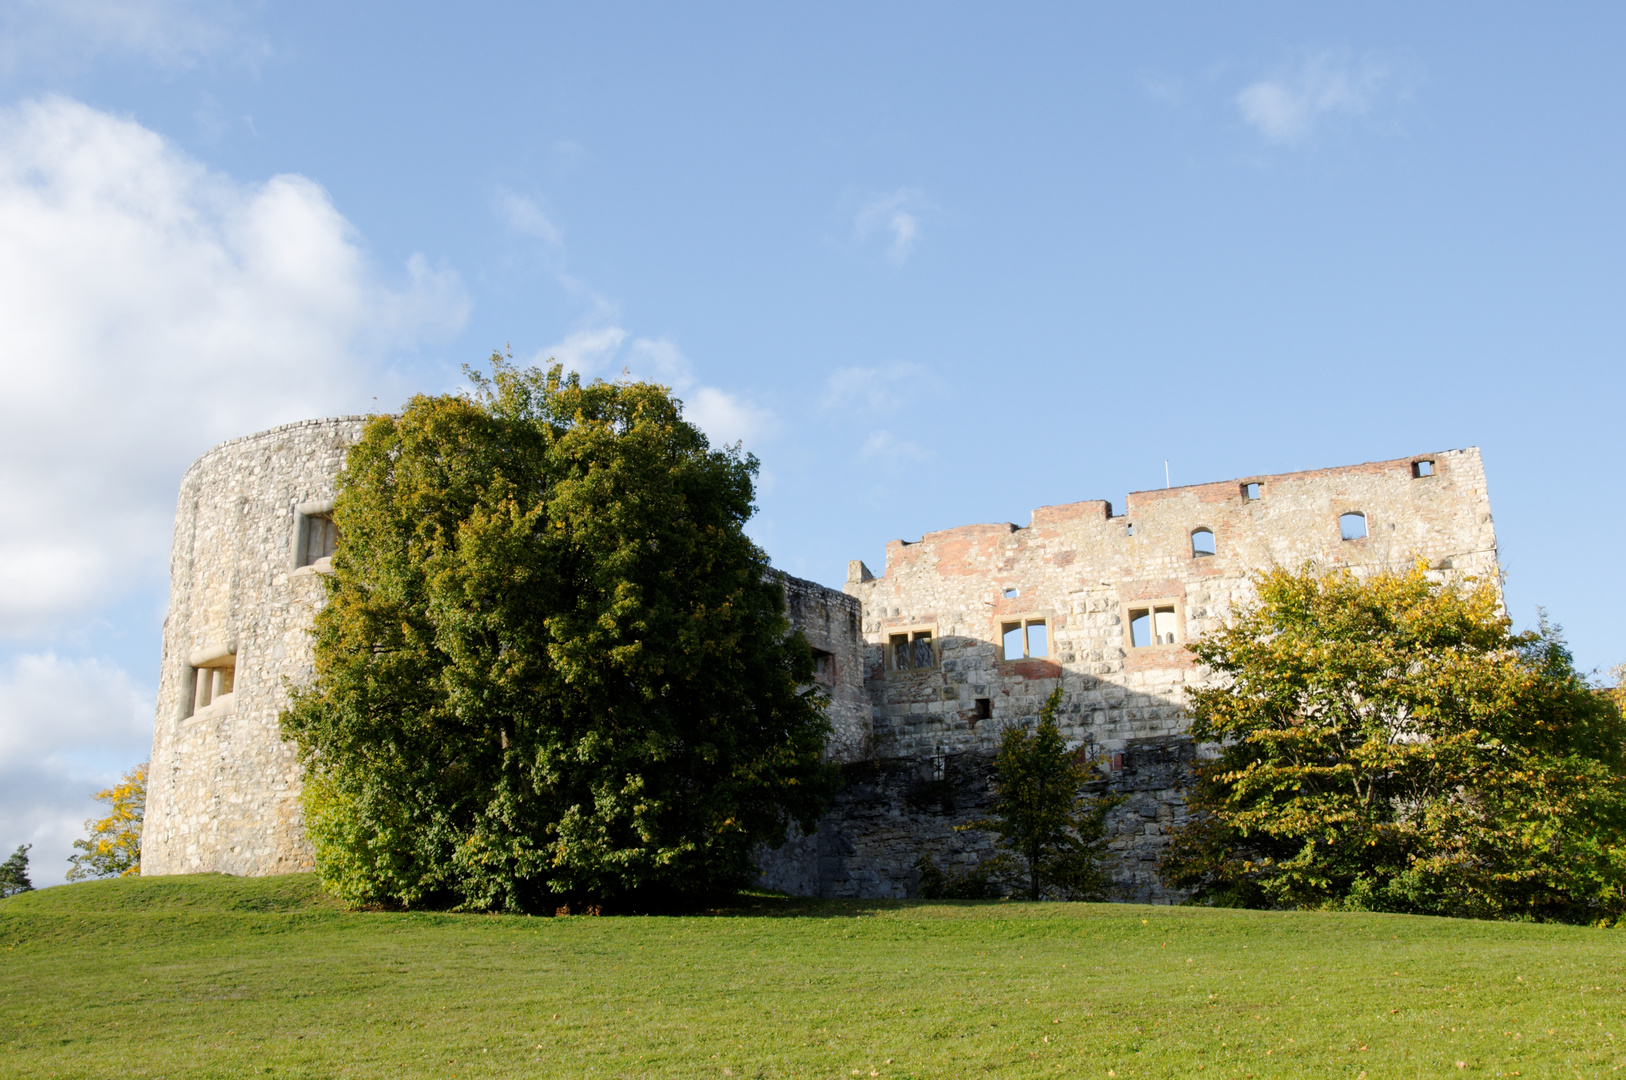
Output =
[
  {"x1": 1161, "y1": 563, "x2": 1626, "y2": 923},
  {"x1": 67, "y1": 762, "x2": 146, "y2": 880}
]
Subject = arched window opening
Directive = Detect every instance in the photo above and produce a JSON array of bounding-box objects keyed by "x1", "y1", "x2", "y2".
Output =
[
  {"x1": 1191, "y1": 528, "x2": 1216, "y2": 557},
  {"x1": 1340, "y1": 512, "x2": 1368, "y2": 541}
]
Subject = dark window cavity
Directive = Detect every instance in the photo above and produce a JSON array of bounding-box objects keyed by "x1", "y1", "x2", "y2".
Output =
[
  {"x1": 974, "y1": 697, "x2": 992, "y2": 721},
  {"x1": 890, "y1": 630, "x2": 937, "y2": 671}
]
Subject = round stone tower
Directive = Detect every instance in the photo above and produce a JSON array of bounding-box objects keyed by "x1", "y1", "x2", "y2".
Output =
[{"x1": 142, "y1": 417, "x2": 368, "y2": 876}]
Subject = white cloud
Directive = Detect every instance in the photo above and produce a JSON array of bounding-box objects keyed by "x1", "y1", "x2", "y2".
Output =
[
  {"x1": 858, "y1": 429, "x2": 931, "y2": 463},
  {"x1": 1236, "y1": 51, "x2": 1391, "y2": 144},
  {"x1": 0, "y1": 0, "x2": 265, "y2": 74},
  {"x1": 684, "y1": 386, "x2": 773, "y2": 448},
  {"x1": 820, "y1": 362, "x2": 936, "y2": 415},
  {"x1": 855, "y1": 188, "x2": 932, "y2": 266},
  {"x1": 0, "y1": 653, "x2": 154, "y2": 887},
  {"x1": 493, "y1": 189, "x2": 564, "y2": 249},
  {"x1": 0, "y1": 96, "x2": 468, "y2": 636},
  {"x1": 534, "y1": 328, "x2": 774, "y2": 448}
]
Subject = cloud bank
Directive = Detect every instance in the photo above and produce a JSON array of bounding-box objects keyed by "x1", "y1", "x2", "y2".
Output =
[{"x1": 0, "y1": 96, "x2": 467, "y2": 637}]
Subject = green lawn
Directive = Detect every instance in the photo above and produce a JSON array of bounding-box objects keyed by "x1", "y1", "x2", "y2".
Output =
[{"x1": 2, "y1": 875, "x2": 1621, "y2": 1078}]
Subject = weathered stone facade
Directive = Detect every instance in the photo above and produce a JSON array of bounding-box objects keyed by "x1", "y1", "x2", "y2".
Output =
[
  {"x1": 758, "y1": 448, "x2": 1499, "y2": 900},
  {"x1": 143, "y1": 418, "x2": 367, "y2": 876},
  {"x1": 145, "y1": 427, "x2": 1499, "y2": 903}
]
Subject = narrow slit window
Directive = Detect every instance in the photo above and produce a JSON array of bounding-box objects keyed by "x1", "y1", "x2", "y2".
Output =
[
  {"x1": 1412, "y1": 459, "x2": 1434, "y2": 478},
  {"x1": 1129, "y1": 609, "x2": 1151, "y2": 649},
  {"x1": 1243, "y1": 482, "x2": 1261, "y2": 501},
  {"x1": 890, "y1": 629, "x2": 937, "y2": 671},
  {"x1": 1191, "y1": 528, "x2": 1216, "y2": 557},
  {"x1": 1340, "y1": 512, "x2": 1368, "y2": 541}
]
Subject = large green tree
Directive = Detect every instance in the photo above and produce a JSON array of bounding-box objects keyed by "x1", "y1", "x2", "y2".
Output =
[
  {"x1": 1161, "y1": 562, "x2": 1626, "y2": 923},
  {"x1": 281, "y1": 361, "x2": 837, "y2": 912}
]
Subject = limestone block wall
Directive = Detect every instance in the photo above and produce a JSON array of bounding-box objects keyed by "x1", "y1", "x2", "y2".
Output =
[
  {"x1": 847, "y1": 448, "x2": 1496, "y2": 762},
  {"x1": 776, "y1": 572, "x2": 870, "y2": 762},
  {"x1": 759, "y1": 449, "x2": 1499, "y2": 900},
  {"x1": 142, "y1": 418, "x2": 368, "y2": 876}
]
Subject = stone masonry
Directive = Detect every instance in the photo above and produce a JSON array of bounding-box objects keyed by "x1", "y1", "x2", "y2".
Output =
[
  {"x1": 143, "y1": 418, "x2": 368, "y2": 876},
  {"x1": 757, "y1": 448, "x2": 1499, "y2": 900},
  {"x1": 145, "y1": 427, "x2": 1499, "y2": 903}
]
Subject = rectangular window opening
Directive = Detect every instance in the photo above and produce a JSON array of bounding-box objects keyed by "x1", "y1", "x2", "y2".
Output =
[
  {"x1": 187, "y1": 657, "x2": 237, "y2": 718},
  {"x1": 1129, "y1": 609, "x2": 1151, "y2": 649},
  {"x1": 810, "y1": 648, "x2": 836, "y2": 686},
  {"x1": 298, "y1": 511, "x2": 339, "y2": 568},
  {"x1": 1412, "y1": 460, "x2": 1434, "y2": 478},
  {"x1": 890, "y1": 630, "x2": 938, "y2": 671},
  {"x1": 974, "y1": 697, "x2": 992, "y2": 721},
  {"x1": 1243, "y1": 482, "x2": 1261, "y2": 501},
  {"x1": 1002, "y1": 618, "x2": 1048, "y2": 660}
]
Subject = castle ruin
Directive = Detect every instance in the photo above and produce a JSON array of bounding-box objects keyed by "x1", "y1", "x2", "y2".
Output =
[{"x1": 142, "y1": 419, "x2": 1498, "y2": 900}]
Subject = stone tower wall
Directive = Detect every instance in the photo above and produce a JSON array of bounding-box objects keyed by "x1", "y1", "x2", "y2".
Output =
[{"x1": 142, "y1": 418, "x2": 368, "y2": 876}]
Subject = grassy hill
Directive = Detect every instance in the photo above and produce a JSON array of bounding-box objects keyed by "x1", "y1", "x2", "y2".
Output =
[{"x1": 2, "y1": 874, "x2": 1620, "y2": 1078}]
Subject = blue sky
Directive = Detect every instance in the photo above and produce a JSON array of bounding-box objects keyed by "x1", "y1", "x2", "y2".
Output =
[{"x1": 2, "y1": 2, "x2": 1623, "y2": 883}]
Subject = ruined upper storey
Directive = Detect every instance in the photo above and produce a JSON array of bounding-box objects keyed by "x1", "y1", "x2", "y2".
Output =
[{"x1": 843, "y1": 449, "x2": 1498, "y2": 761}]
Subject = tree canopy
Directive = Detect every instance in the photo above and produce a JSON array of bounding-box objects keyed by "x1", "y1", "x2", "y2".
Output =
[
  {"x1": 1161, "y1": 562, "x2": 1626, "y2": 923},
  {"x1": 280, "y1": 360, "x2": 837, "y2": 912},
  {"x1": 0, "y1": 845, "x2": 31, "y2": 898},
  {"x1": 67, "y1": 762, "x2": 145, "y2": 880}
]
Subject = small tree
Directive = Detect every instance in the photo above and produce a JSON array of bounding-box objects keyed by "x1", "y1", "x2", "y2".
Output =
[
  {"x1": 959, "y1": 688, "x2": 1119, "y2": 901},
  {"x1": 0, "y1": 845, "x2": 32, "y2": 897},
  {"x1": 1161, "y1": 562, "x2": 1626, "y2": 923},
  {"x1": 67, "y1": 762, "x2": 147, "y2": 880}
]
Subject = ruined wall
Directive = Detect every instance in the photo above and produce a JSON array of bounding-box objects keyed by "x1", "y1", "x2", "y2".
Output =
[
  {"x1": 142, "y1": 418, "x2": 368, "y2": 876},
  {"x1": 760, "y1": 449, "x2": 1498, "y2": 900},
  {"x1": 776, "y1": 572, "x2": 870, "y2": 762}
]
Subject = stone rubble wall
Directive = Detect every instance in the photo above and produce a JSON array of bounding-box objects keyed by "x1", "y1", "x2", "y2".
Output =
[
  {"x1": 775, "y1": 571, "x2": 871, "y2": 762},
  {"x1": 755, "y1": 734, "x2": 1196, "y2": 901},
  {"x1": 142, "y1": 418, "x2": 369, "y2": 876},
  {"x1": 758, "y1": 449, "x2": 1499, "y2": 900}
]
